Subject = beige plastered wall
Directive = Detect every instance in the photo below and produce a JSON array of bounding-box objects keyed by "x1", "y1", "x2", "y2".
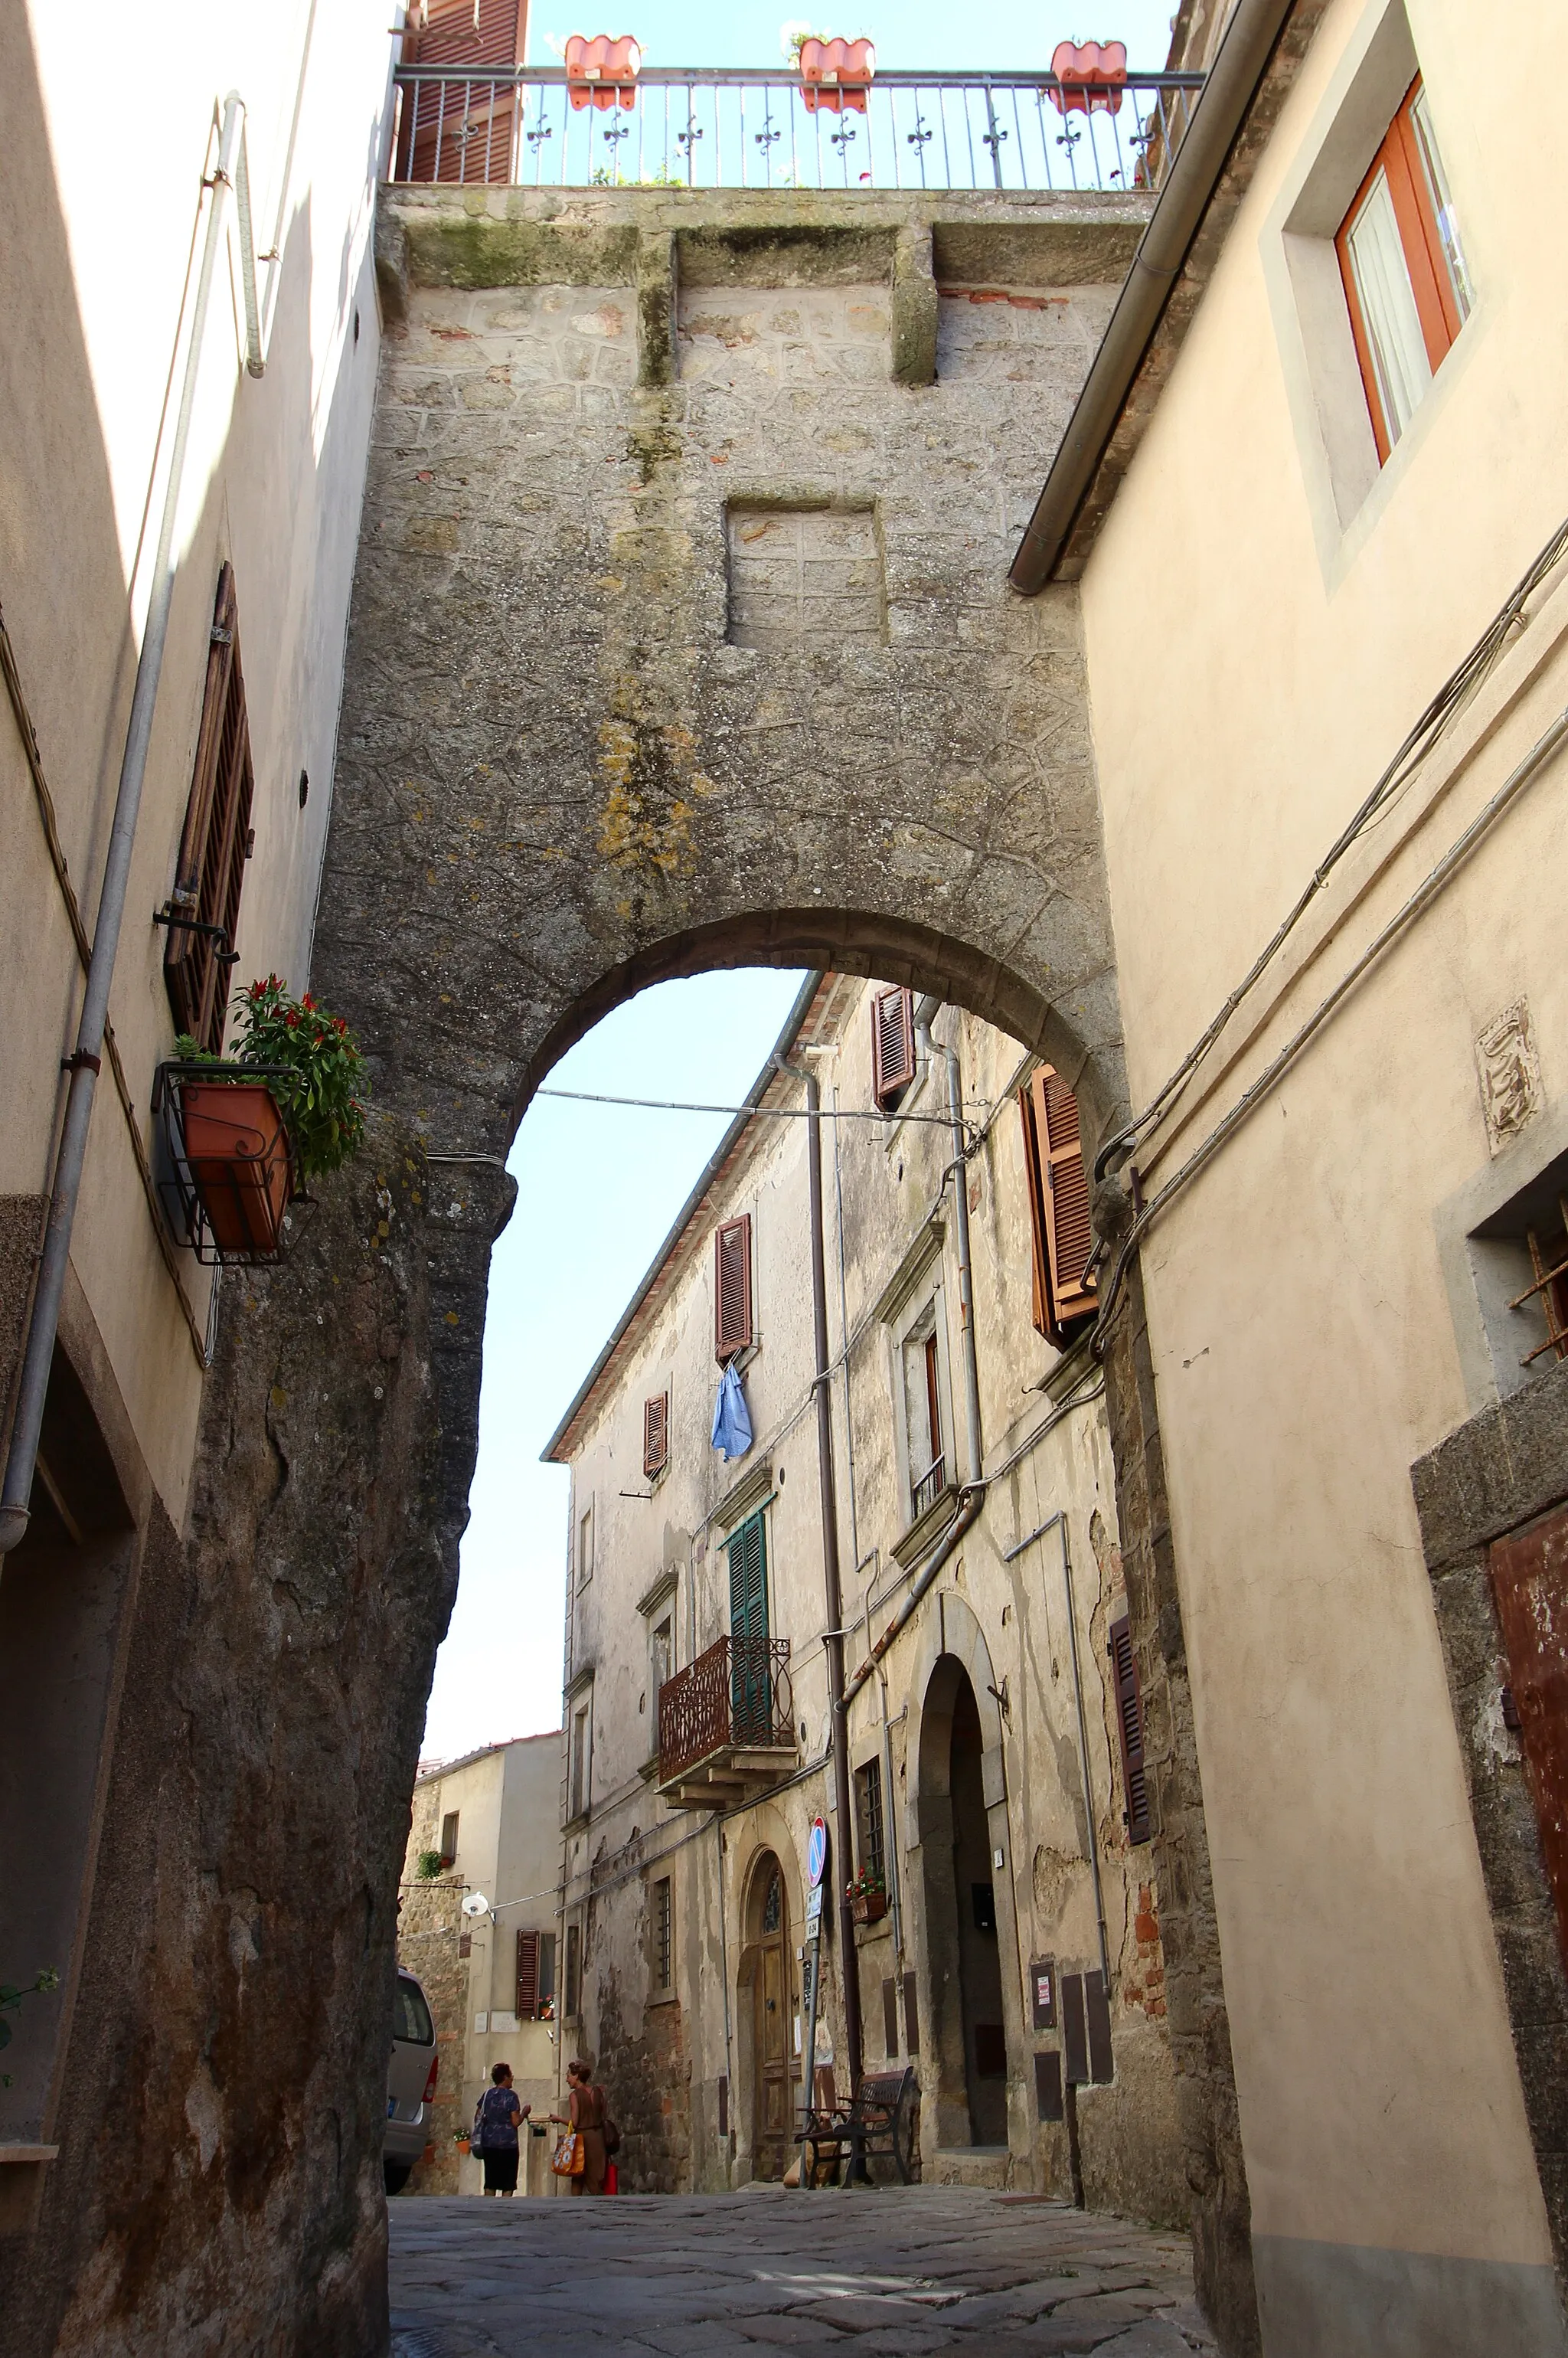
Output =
[
  {"x1": 559, "y1": 981, "x2": 1180, "y2": 2209},
  {"x1": 0, "y1": 0, "x2": 391, "y2": 1519},
  {"x1": 1077, "y1": 0, "x2": 1568, "y2": 2306},
  {"x1": 401, "y1": 1734, "x2": 563, "y2": 2195}
]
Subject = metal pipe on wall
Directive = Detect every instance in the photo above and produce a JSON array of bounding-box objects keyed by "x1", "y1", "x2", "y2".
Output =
[
  {"x1": 776, "y1": 1051, "x2": 864, "y2": 2094},
  {"x1": 0, "y1": 94, "x2": 262, "y2": 1558}
]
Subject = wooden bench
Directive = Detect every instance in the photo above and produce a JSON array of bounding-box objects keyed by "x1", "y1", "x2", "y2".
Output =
[{"x1": 800, "y1": 2065, "x2": 917, "y2": 2186}]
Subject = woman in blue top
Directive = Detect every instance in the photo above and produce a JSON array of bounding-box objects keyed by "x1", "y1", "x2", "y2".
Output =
[{"x1": 474, "y1": 2062, "x2": 529, "y2": 2195}]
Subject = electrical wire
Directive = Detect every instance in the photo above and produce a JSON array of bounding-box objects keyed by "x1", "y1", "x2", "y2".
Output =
[
  {"x1": 1090, "y1": 699, "x2": 1568, "y2": 1348},
  {"x1": 535, "y1": 1084, "x2": 980, "y2": 1136},
  {"x1": 1094, "y1": 514, "x2": 1568, "y2": 1185}
]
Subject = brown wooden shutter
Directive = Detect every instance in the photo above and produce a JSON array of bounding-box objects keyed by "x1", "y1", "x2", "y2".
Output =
[
  {"x1": 1026, "y1": 1067, "x2": 1097, "y2": 1342},
  {"x1": 397, "y1": 0, "x2": 527, "y2": 184},
  {"x1": 871, "y1": 986, "x2": 917, "y2": 1109},
  {"x1": 1019, "y1": 1085, "x2": 1050, "y2": 1336},
  {"x1": 1109, "y1": 1615, "x2": 1152, "y2": 1845},
  {"x1": 643, "y1": 1391, "x2": 668, "y2": 1478},
  {"x1": 165, "y1": 564, "x2": 254, "y2": 1055},
  {"x1": 1490, "y1": 1503, "x2": 1568, "y2": 1975},
  {"x1": 515, "y1": 1927, "x2": 540, "y2": 2020},
  {"x1": 714, "y1": 1214, "x2": 753, "y2": 1362}
]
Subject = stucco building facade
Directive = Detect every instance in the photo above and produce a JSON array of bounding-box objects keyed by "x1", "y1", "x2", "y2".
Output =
[
  {"x1": 396, "y1": 1732, "x2": 564, "y2": 2196},
  {"x1": 544, "y1": 974, "x2": 1184, "y2": 2218}
]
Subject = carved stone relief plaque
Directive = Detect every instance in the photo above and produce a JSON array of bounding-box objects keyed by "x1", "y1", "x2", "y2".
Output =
[{"x1": 1475, "y1": 998, "x2": 1544, "y2": 1157}]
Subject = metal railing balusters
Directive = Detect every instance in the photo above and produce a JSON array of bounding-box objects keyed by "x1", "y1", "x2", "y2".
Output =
[{"x1": 388, "y1": 64, "x2": 1205, "y2": 192}]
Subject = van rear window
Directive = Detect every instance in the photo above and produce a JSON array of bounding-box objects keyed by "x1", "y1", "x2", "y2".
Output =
[{"x1": 394, "y1": 1977, "x2": 434, "y2": 2045}]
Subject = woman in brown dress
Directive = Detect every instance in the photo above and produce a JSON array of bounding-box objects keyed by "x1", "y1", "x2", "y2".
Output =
[{"x1": 550, "y1": 2057, "x2": 607, "y2": 2196}]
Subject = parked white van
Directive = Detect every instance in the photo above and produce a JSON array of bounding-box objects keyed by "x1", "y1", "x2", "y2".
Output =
[{"x1": 384, "y1": 1967, "x2": 437, "y2": 2194}]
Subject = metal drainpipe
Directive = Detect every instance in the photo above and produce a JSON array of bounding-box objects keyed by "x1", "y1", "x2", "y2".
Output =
[
  {"x1": 0, "y1": 94, "x2": 262, "y2": 1558},
  {"x1": 773, "y1": 1052, "x2": 864, "y2": 2095},
  {"x1": 913, "y1": 999, "x2": 982, "y2": 1486}
]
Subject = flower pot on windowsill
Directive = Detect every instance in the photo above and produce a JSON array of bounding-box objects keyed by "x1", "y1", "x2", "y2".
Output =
[
  {"x1": 181, "y1": 1078, "x2": 295, "y2": 1256},
  {"x1": 456, "y1": 2136, "x2": 471, "y2": 2157},
  {"x1": 851, "y1": 1888, "x2": 887, "y2": 1925}
]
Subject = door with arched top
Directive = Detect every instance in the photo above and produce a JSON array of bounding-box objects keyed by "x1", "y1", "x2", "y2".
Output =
[{"x1": 748, "y1": 1852, "x2": 792, "y2": 2177}]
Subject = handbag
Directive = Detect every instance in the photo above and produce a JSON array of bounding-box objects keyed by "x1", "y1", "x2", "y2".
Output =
[
  {"x1": 551, "y1": 2129, "x2": 585, "y2": 2178},
  {"x1": 470, "y1": 2098, "x2": 488, "y2": 2154}
]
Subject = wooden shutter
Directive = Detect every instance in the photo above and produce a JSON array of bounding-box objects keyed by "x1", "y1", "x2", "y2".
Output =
[
  {"x1": 1109, "y1": 1616, "x2": 1152, "y2": 1845},
  {"x1": 1490, "y1": 1504, "x2": 1568, "y2": 1975},
  {"x1": 643, "y1": 1392, "x2": 669, "y2": 1478},
  {"x1": 871, "y1": 986, "x2": 916, "y2": 1109},
  {"x1": 882, "y1": 1977, "x2": 899, "y2": 2059},
  {"x1": 165, "y1": 564, "x2": 253, "y2": 1054},
  {"x1": 714, "y1": 1215, "x2": 753, "y2": 1362},
  {"x1": 397, "y1": 0, "x2": 527, "y2": 184},
  {"x1": 515, "y1": 1927, "x2": 541, "y2": 2020},
  {"x1": 727, "y1": 1510, "x2": 769, "y2": 1646},
  {"x1": 1024, "y1": 1067, "x2": 1097, "y2": 1343}
]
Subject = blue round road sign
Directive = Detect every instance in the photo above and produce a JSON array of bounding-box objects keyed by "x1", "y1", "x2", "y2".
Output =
[{"x1": 806, "y1": 1817, "x2": 828, "y2": 1890}]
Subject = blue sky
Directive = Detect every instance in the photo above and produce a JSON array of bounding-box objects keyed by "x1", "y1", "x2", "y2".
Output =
[{"x1": 423, "y1": 970, "x2": 808, "y2": 1756}]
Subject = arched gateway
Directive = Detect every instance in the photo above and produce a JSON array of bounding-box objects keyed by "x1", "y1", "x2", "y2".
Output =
[{"x1": 168, "y1": 182, "x2": 1247, "y2": 2350}]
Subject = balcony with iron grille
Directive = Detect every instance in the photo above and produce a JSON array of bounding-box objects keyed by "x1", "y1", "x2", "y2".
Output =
[
  {"x1": 387, "y1": 54, "x2": 1204, "y2": 197},
  {"x1": 657, "y1": 1634, "x2": 795, "y2": 1810}
]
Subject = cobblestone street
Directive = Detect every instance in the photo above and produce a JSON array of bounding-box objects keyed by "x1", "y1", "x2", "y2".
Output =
[{"x1": 387, "y1": 2187, "x2": 1216, "y2": 2357}]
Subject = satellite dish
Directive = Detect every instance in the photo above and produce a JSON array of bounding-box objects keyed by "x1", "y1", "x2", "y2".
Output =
[{"x1": 461, "y1": 1891, "x2": 491, "y2": 1919}]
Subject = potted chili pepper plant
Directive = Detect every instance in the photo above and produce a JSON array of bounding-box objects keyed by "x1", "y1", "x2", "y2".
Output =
[{"x1": 168, "y1": 976, "x2": 367, "y2": 1261}]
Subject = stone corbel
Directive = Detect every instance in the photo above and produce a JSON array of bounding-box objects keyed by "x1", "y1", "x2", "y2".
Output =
[
  {"x1": 890, "y1": 224, "x2": 937, "y2": 388},
  {"x1": 636, "y1": 231, "x2": 678, "y2": 388}
]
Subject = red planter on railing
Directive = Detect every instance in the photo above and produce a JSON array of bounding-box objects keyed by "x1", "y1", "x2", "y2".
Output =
[
  {"x1": 1049, "y1": 38, "x2": 1128, "y2": 115},
  {"x1": 181, "y1": 1081, "x2": 294, "y2": 1257},
  {"x1": 565, "y1": 33, "x2": 642, "y2": 110},
  {"x1": 799, "y1": 36, "x2": 875, "y2": 114}
]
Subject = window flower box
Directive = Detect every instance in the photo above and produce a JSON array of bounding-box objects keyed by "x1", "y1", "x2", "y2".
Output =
[
  {"x1": 155, "y1": 1062, "x2": 303, "y2": 1265},
  {"x1": 851, "y1": 1886, "x2": 888, "y2": 1925},
  {"x1": 155, "y1": 976, "x2": 367, "y2": 1267},
  {"x1": 799, "y1": 36, "x2": 874, "y2": 115}
]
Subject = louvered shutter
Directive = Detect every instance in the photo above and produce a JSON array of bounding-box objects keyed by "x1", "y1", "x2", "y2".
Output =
[
  {"x1": 1018, "y1": 1085, "x2": 1050, "y2": 1335},
  {"x1": 165, "y1": 564, "x2": 254, "y2": 1054},
  {"x1": 515, "y1": 1927, "x2": 541, "y2": 2020},
  {"x1": 1109, "y1": 1615, "x2": 1152, "y2": 1845},
  {"x1": 643, "y1": 1392, "x2": 669, "y2": 1478},
  {"x1": 727, "y1": 1510, "x2": 768, "y2": 1645},
  {"x1": 397, "y1": 0, "x2": 527, "y2": 184},
  {"x1": 871, "y1": 986, "x2": 916, "y2": 1110},
  {"x1": 727, "y1": 1509, "x2": 769, "y2": 1744},
  {"x1": 1028, "y1": 1067, "x2": 1097, "y2": 1342},
  {"x1": 714, "y1": 1215, "x2": 753, "y2": 1362}
]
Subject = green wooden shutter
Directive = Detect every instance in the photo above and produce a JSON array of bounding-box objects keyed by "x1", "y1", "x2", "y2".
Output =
[{"x1": 727, "y1": 1510, "x2": 769, "y2": 1742}]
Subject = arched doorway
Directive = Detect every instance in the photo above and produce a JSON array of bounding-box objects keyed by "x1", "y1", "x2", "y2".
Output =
[
  {"x1": 917, "y1": 1652, "x2": 1009, "y2": 2150},
  {"x1": 742, "y1": 1850, "x2": 794, "y2": 2180}
]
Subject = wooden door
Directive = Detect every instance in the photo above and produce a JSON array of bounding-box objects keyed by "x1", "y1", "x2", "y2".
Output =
[
  {"x1": 1491, "y1": 1503, "x2": 1568, "y2": 1972},
  {"x1": 751, "y1": 1863, "x2": 792, "y2": 2176}
]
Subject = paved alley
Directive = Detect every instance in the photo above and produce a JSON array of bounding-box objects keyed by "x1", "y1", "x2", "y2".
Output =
[{"x1": 387, "y1": 2186, "x2": 1215, "y2": 2357}]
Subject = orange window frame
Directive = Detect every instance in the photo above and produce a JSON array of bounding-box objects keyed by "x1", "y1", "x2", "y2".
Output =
[{"x1": 1335, "y1": 75, "x2": 1464, "y2": 463}]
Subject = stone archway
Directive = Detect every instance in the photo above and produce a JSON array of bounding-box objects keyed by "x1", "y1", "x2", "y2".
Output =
[{"x1": 162, "y1": 181, "x2": 1260, "y2": 2356}]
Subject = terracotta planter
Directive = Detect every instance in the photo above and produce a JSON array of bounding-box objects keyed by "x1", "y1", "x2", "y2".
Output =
[
  {"x1": 799, "y1": 36, "x2": 874, "y2": 114},
  {"x1": 456, "y1": 2137, "x2": 471, "y2": 2157},
  {"x1": 565, "y1": 33, "x2": 641, "y2": 110},
  {"x1": 1049, "y1": 38, "x2": 1128, "y2": 116},
  {"x1": 851, "y1": 1888, "x2": 887, "y2": 1925},
  {"x1": 181, "y1": 1081, "x2": 292, "y2": 1256}
]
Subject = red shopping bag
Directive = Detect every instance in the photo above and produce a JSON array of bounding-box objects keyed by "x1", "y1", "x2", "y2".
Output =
[{"x1": 605, "y1": 2160, "x2": 619, "y2": 2195}]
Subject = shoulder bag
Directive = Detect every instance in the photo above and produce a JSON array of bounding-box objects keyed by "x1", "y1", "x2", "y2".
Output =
[{"x1": 551, "y1": 2128, "x2": 585, "y2": 2177}]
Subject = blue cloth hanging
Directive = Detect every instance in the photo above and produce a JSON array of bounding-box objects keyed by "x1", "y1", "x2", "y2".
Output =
[{"x1": 710, "y1": 1359, "x2": 753, "y2": 1462}]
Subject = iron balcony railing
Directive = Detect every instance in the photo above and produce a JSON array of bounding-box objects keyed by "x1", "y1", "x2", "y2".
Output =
[
  {"x1": 389, "y1": 66, "x2": 1205, "y2": 197},
  {"x1": 658, "y1": 1634, "x2": 794, "y2": 1785},
  {"x1": 910, "y1": 1452, "x2": 948, "y2": 1522}
]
